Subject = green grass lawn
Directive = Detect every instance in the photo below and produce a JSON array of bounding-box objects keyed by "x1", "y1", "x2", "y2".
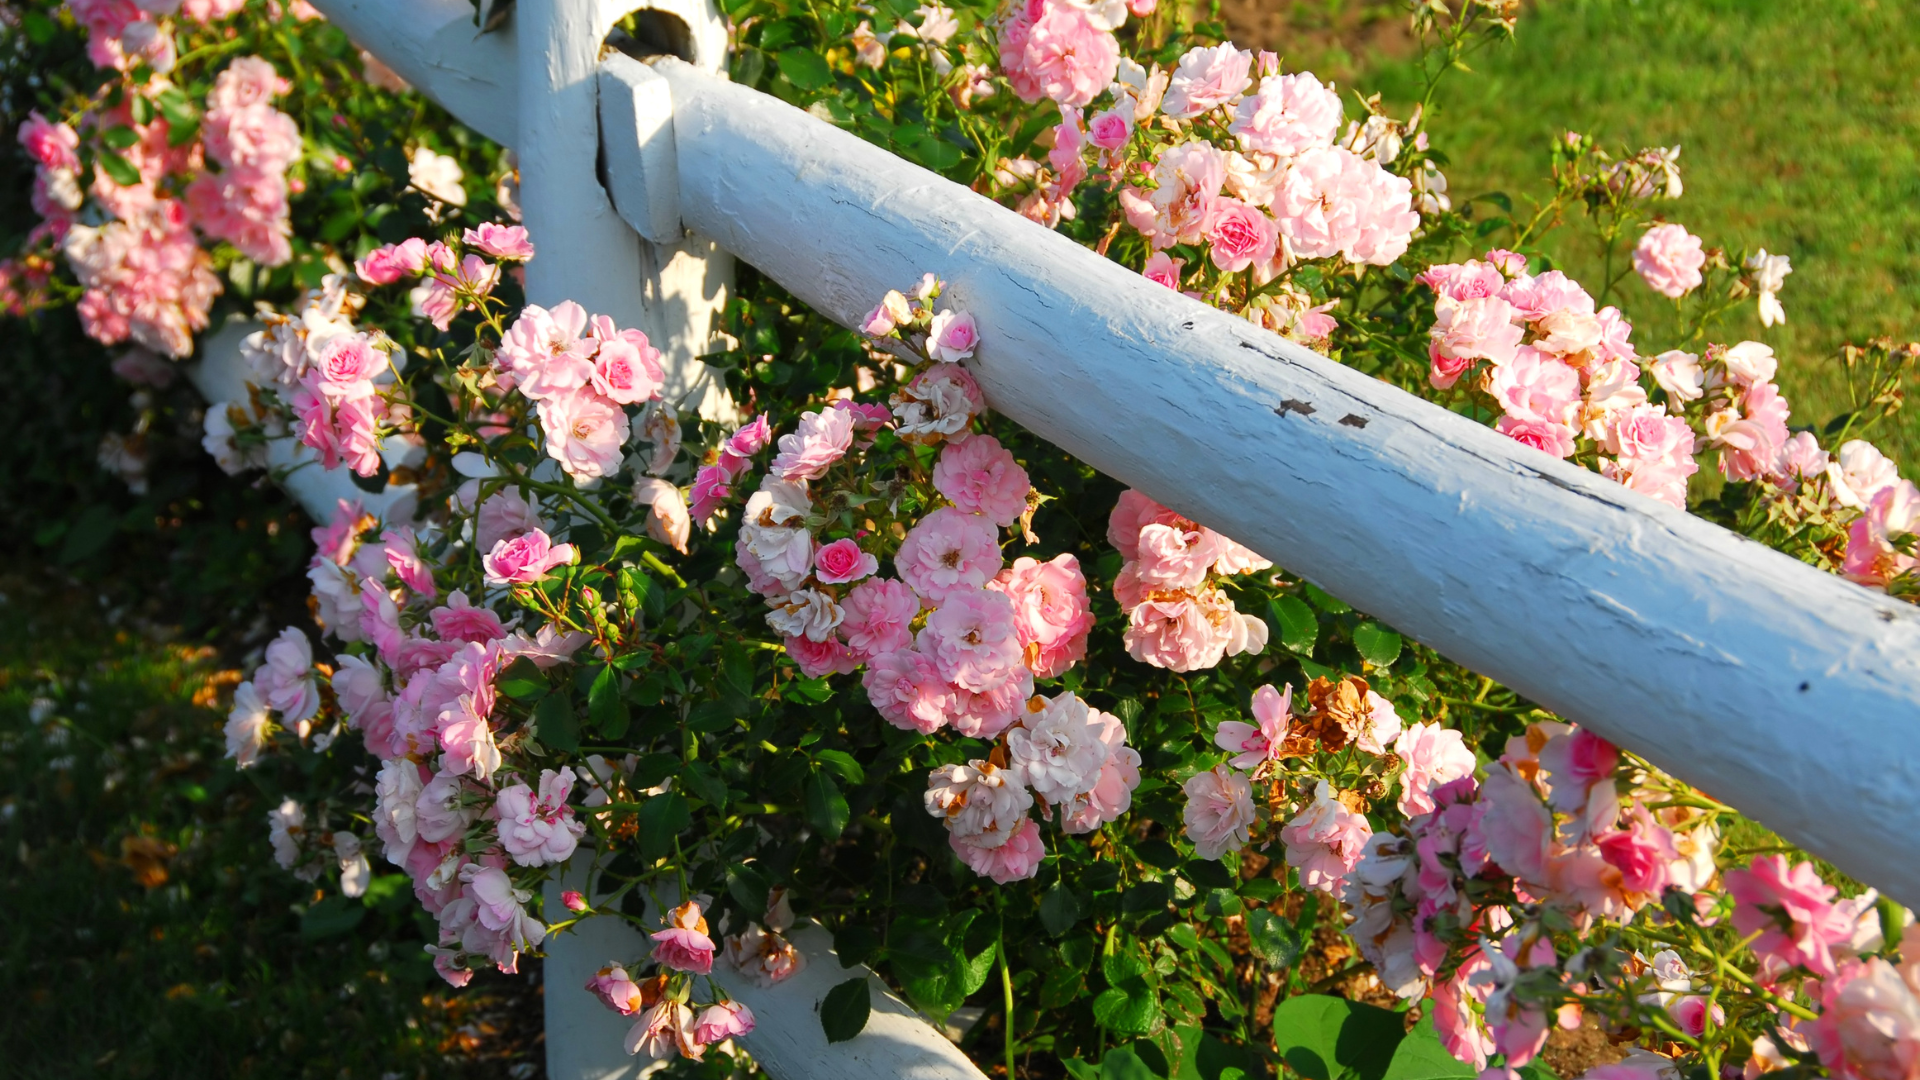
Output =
[
  {"x1": 0, "y1": 576, "x2": 543, "y2": 1080},
  {"x1": 1252, "y1": 0, "x2": 1920, "y2": 466}
]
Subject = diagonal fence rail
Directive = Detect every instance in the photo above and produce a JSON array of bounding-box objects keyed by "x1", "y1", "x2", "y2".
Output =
[{"x1": 290, "y1": 0, "x2": 1920, "y2": 1075}]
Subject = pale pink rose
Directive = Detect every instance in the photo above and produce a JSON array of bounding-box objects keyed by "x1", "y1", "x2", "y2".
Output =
[
  {"x1": 926, "y1": 758, "x2": 1033, "y2": 849},
  {"x1": 989, "y1": 553, "x2": 1094, "y2": 678},
  {"x1": 772, "y1": 407, "x2": 855, "y2": 481},
  {"x1": 257, "y1": 626, "x2": 320, "y2": 724},
  {"x1": 591, "y1": 335, "x2": 666, "y2": 406},
  {"x1": 1477, "y1": 767, "x2": 1551, "y2": 885},
  {"x1": 1495, "y1": 416, "x2": 1578, "y2": 459},
  {"x1": 1594, "y1": 305, "x2": 1637, "y2": 364},
  {"x1": 694, "y1": 1002, "x2": 756, "y2": 1046},
  {"x1": 1593, "y1": 804, "x2": 1678, "y2": 905},
  {"x1": 1088, "y1": 106, "x2": 1131, "y2": 149},
  {"x1": 377, "y1": 526, "x2": 435, "y2": 597},
  {"x1": 1605, "y1": 404, "x2": 1696, "y2": 476},
  {"x1": 497, "y1": 302, "x2": 592, "y2": 394},
  {"x1": 1428, "y1": 296, "x2": 1522, "y2": 388},
  {"x1": 1283, "y1": 779, "x2": 1373, "y2": 893},
  {"x1": 537, "y1": 388, "x2": 630, "y2": 481},
  {"x1": 1214, "y1": 682, "x2": 1291, "y2": 769},
  {"x1": 1272, "y1": 145, "x2": 1420, "y2": 266},
  {"x1": 839, "y1": 577, "x2": 919, "y2": 657},
  {"x1": 919, "y1": 587, "x2": 1023, "y2": 691},
  {"x1": 1002, "y1": 2, "x2": 1118, "y2": 108},
  {"x1": 1162, "y1": 44, "x2": 1253, "y2": 119},
  {"x1": 724, "y1": 925, "x2": 805, "y2": 987},
  {"x1": 814, "y1": 538, "x2": 879, "y2": 584},
  {"x1": 1106, "y1": 489, "x2": 1183, "y2": 560},
  {"x1": 626, "y1": 999, "x2": 699, "y2": 1060},
  {"x1": 951, "y1": 816, "x2": 1046, "y2": 883},
  {"x1": 1484, "y1": 248, "x2": 1529, "y2": 277},
  {"x1": 1503, "y1": 268, "x2": 1594, "y2": 325},
  {"x1": 1722, "y1": 340, "x2": 1779, "y2": 386},
  {"x1": 1828, "y1": 440, "x2": 1901, "y2": 511},
  {"x1": 1142, "y1": 141, "x2": 1229, "y2": 246},
  {"x1": 1396, "y1": 721, "x2": 1477, "y2": 816},
  {"x1": 483, "y1": 528, "x2": 576, "y2": 586},
  {"x1": 1061, "y1": 743, "x2": 1141, "y2": 833},
  {"x1": 724, "y1": 413, "x2": 774, "y2": 459},
  {"x1": 1809, "y1": 935, "x2": 1920, "y2": 1080},
  {"x1": 1134, "y1": 521, "x2": 1226, "y2": 589},
  {"x1": 1124, "y1": 592, "x2": 1228, "y2": 672},
  {"x1": 205, "y1": 101, "x2": 301, "y2": 172},
  {"x1": 650, "y1": 926, "x2": 717, "y2": 975},
  {"x1": 462, "y1": 222, "x2": 534, "y2": 260},
  {"x1": 1419, "y1": 259, "x2": 1506, "y2": 302},
  {"x1": 932, "y1": 434, "x2": 1030, "y2": 526},
  {"x1": 863, "y1": 648, "x2": 956, "y2": 733},
  {"x1": 224, "y1": 681, "x2": 270, "y2": 767},
  {"x1": 895, "y1": 507, "x2": 1004, "y2": 602},
  {"x1": 427, "y1": 592, "x2": 503, "y2": 646},
  {"x1": 1007, "y1": 691, "x2": 1114, "y2": 804},
  {"x1": 927, "y1": 309, "x2": 980, "y2": 362},
  {"x1": 1490, "y1": 347, "x2": 1582, "y2": 426},
  {"x1": 631, "y1": 477, "x2": 691, "y2": 555},
  {"x1": 1777, "y1": 431, "x2": 1829, "y2": 485},
  {"x1": 310, "y1": 334, "x2": 388, "y2": 400},
  {"x1": 1727, "y1": 855, "x2": 1853, "y2": 977},
  {"x1": 439, "y1": 708, "x2": 501, "y2": 779},
  {"x1": 1230, "y1": 71, "x2": 1342, "y2": 157},
  {"x1": 586, "y1": 963, "x2": 644, "y2": 1015},
  {"x1": 1203, "y1": 197, "x2": 1278, "y2": 273},
  {"x1": 496, "y1": 767, "x2": 587, "y2": 867},
  {"x1": 1183, "y1": 764, "x2": 1255, "y2": 859},
  {"x1": 766, "y1": 588, "x2": 843, "y2": 642},
  {"x1": 1142, "y1": 251, "x2": 1184, "y2": 289},
  {"x1": 474, "y1": 487, "x2": 543, "y2": 554},
  {"x1": 950, "y1": 666, "x2": 1033, "y2": 740}
]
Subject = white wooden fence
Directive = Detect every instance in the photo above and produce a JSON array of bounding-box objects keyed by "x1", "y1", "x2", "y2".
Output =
[{"x1": 267, "y1": 0, "x2": 1920, "y2": 1075}]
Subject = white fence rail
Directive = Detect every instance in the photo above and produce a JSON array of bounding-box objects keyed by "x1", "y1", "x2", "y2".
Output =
[{"x1": 278, "y1": 0, "x2": 1920, "y2": 1076}]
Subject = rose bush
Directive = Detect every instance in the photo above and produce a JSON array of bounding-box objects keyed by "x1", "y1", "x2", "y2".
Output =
[{"x1": 6, "y1": 2, "x2": 1920, "y2": 1080}]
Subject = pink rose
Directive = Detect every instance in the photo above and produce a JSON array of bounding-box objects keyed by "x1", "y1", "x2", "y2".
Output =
[
  {"x1": 840, "y1": 577, "x2": 919, "y2": 657},
  {"x1": 483, "y1": 528, "x2": 576, "y2": 586},
  {"x1": 950, "y1": 816, "x2": 1046, "y2": 883},
  {"x1": 462, "y1": 222, "x2": 534, "y2": 260},
  {"x1": 862, "y1": 648, "x2": 956, "y2": 733},
  {"x1": 1495, "y1": 416, "x2": 1578, "y2": 459},
  {"x1": 497, "y1": 301, "x2": 592, "y2": 395},
  {"x1": 724, "y1": 413, "x2": 773, "y2": 459},
  {"x1": 1182, "y1": 764, "x2": 1255, "y2": 859},
  {"x1": 1002, "y1": 2, "x2": 1119, "y2": 108},
  {"x1": 919, "y1": 587, "x2": 1023, "y2": 692},
  {"x1": 1282, "y1": 780, "x2": 1372, "y2": 892},
  {"x1": 927, "y1": 309, "x2": 980, "y2": 362},
  {"x1": 1632, "y1": 223, "x2": 1706, "y2": 299},
  {"x1": 495, "y1": 767, "x2": 587, "y2": 867},
  {"x1": 1726, "y1": 855, "x2": 1853, "y2": 977},
  {"x1": 814, "y1": 538, "x2": 880, "y2": 584},
  {"x1": 590, "y1": 335, "x2": 666, "y2": 406},
  {"x1": 1087, "y1": 107, "x2": 1131, "y2": 149},
  {"x1": 950, "y1": 667, "x2": 1034, "y2": 740},
  {"x1": 19, "y1": 111, "x2": 80, "y2": 171},
  {"x1": 895, "y1": 507, "x2": 1004, "y2": 603},
  {"x1": 381, "y1": 526, "x2": 437, "y2": 598},
  {"x1": 989, "y1": 553, "x2": 1094, "y2": 678},
  {"x1": 689, "y1": 465, "x2": 732, "y2": 523},
  {"x1": 1395, "y1": 721, "x2": 1476, "y2": 816},
  {"x1": 1428, "y1": 296, "x2": 1522, "y2": 388},
  {"x1": 650, "y1": 927, "x2": 716, "y2": 975},
  {"x1": 772, "y1": 407, "x2": 855, "y2": 481},
  {"x1": 1594, "y1": 805, "x2": 1677, "y2": 901},
  {"x1": 1134, "y1": 521, "x2": 1226, "y2": 589},
  {"x1": 1229, "y1": 71, "x2": 1342, "y2": 157},
  {"x1": 1204, "y1": 197, "x2": 1278, "y2": 273},
  {"x1": 784, "y1": 634, "x2": 861, "y2": 678},
  {"x1": 694, "y1": 1002, "x2": 756, "y2": 1046},
  {"x1": 1477, "y1": 767, "x2": 1552, "y2": 885},
  {"x1": 1845, "y1": 481, "x2": 1920, "y2": 588},
  {"x1": 587, "y1": 963, "x2": 643, "y2": 1015},
  {"x1": 1809, "y1": 941, "x2": 1920, "y2": 1080},
  {"x1": 1107, "y1": 489, "x2": 1184, "y2": 561},
  {"x1": 932, "y1": 434, "x2": 1030, "y2": 526},
  {"x1": 1214, "y1": 682, "x2": 1292, "y2": 769},
  {"x1": 311, "y1": 334, "x2": 388, "y2": 399},
  {"x1": 1123, "y1": 593, "x2": 1227, "y2": 672},
  {"x1": 1142, "y1": 251, "x2": 1184, "y2": 290},
  {"x1": 424, "y1": 592, "x2": 502, "y2": 648},
  {"x1": 1162, "y1": 44, "x2": 1254, "y2": 119},
  {"x1": 536, "y1": 388, "x2": 630, "y2": 481},
  {"x1": 1420, "y1": 259, "x2": 1506, "y2": 302}
]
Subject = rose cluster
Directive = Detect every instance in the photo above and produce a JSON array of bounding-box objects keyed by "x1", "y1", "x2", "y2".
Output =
[
  {"x1": 1107, "y1": 489, "x2": 1271, "y2": 672},
  {"x1": 184, "y1": 56, "x2": 301, "y2": 266},
  {"x1": 582, "y1": 897, "x2": 760, "y2": 1061}
]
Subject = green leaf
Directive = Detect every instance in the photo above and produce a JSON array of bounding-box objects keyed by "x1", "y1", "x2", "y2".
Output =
[
  {"x1": 1302, "y1": 582, "x2": 1351, "y2": 614},
  {"x1": 497, "y1": 656, "x2": 548, "y2": 700},
  {"x1": 1246, "y1": 908, "x2": 1304, "y2": 968},
  {"x1": 1271, "y1": 596, "x2": 1318, "y2": 655},
  {"x1": 22, "y1": 10, "x2": 56, "y2": 43},
  {"x1": 534, "y1": 692, "x2": 579, "y2": 753},
  {"x1": 726, "y1": 862, "x2": 770, "y2": 914},
  {"x1": 95, "y1": 148, "x2": 142, "y2": 187},
  {"x1": 635, "y1": 792, "x2": 691, "y2": 862},
  {"x1": 813, "y1": 748, "x2": 865, "y2": 784},
  {"x1": 804, "y1": 770, "x2": 849, "y2": 839},
  {"x1": 1040, "y1": 883, "x2": 1081, "y2": 936},
  {"x1": 1092, "y1": 984, "x2": 1163, "y2": 1037},
  {"x1": 101, "y1": 125, "x2": 140, "y2": 149},
  {"x1": 888, "y1": 917, "x2": 973, "y2": 1017},
  {"x1": 686, "y1": 699, "x2": 738, "y2": 733},
  {"x1": 588, "y1": 665, "x2": 630, "y2": 739},
  {"x1": 1241, "y1": 878, "x2": 1283, "y2": 903},
  {"x1": 1382, "y1": 1016, "x2": 1477, "y2": 1080},
  {"x1": 776, "y1": 47, "x2": 833, "y2": 91},
  {"x1": 682, "y1": 760, "x2": 728, "y2": 809},
  {"x1": 1352, "y1": 623, "x2": 1404, "y2": 668},
  {"x1": 1041, "y1": 966, "x2": 1087, "y2": 1008},
  {"x1": 820, "y1": 976, "x2": 871, "y2": 1043},
  {"x1": 1270, "y1": 994, "x2": 1406, "y2": 1080},
  {"x1": 631, "y1": 753, "x2": 679, "y2": 790},
  {"x1": 833, "y1": 923, "x2": 882, "y2": 968}
]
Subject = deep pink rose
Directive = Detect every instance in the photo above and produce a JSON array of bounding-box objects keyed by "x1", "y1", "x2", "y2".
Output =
[
  {"x1": 483, "y1": 528, "x2": 576, "y2": 586},
  {"x1": 1204, "y1": 197, "x2": 1278, "y2": 273},
  {"x1": 989, "y1": 553, "x2": 1094, "y2": 678},
  {"x1": 650, "y1": 926, "x2": 716, "y2": 975},
  {"x1": 462, "y1": 222, "x2": 534, "y2": 260},
  {"x1": 814, "y1": 538, "x2": 879, "y2": 585}
]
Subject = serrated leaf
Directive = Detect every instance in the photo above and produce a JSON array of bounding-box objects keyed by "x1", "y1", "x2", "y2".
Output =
[
  {"x1": 777, "y1": 47, "x2": 833, "y2": 90},
  {"x1": 1040, "y1": 883, "x2": 1080, "y2": 937},
  {"x1": 635, "y1": 792, "x2": 691, "y2": 862},
  {"x1": 1352, "y1": 623, "x2": 1403, "y2": 668},
  {"x1": 533, "y1": 692, "x2": 578, "y2": 752},
  {"x1": 588, "y1": 664, "x2": 630, "y2": 738},
  {"x1": 1270, "y1": 994, "x2": 1406, "y2": 1080},
  {"x1": 1271, "y1": 595, "x2": 1318, "y2": 655},
  {"x1": 820, "y1": 977, "x2": 871, "y2": 1043},
  {"x1": 804, "y1": 770, "x2": 849, "y2": 839},
  {"x1": 1247, "y1": 908, "x2": 1304, "y2": 968}
]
